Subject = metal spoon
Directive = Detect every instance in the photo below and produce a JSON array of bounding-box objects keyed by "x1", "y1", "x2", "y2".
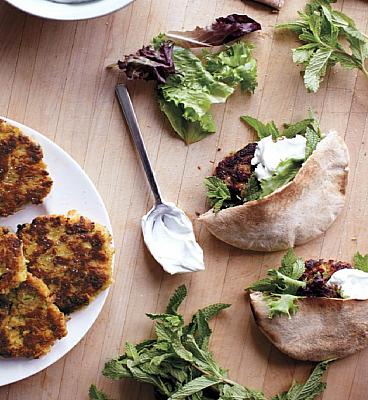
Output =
[{"x1": 115, "y1": 84, "x2": 204, "y2": 274}]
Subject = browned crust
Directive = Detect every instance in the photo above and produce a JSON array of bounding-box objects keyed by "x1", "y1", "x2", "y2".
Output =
[
  {"x1": 0, "y1": 273, "x2": 67, "y2": 358},
  {"x1": 250, "y1": 291, "x2": 368, "y2": 361},
  {"x1": 199, "y1": 132, "x2": 349, "y2": 251},
  {"x1": 0, "y1": 227, "x2": 27, "y2": 294},
  {"x1": 0, "y1": 119, "x2": 52, "y2": 217},
  {"x1": 17, "y1": 212, "x2": 113, "y2": 314}
]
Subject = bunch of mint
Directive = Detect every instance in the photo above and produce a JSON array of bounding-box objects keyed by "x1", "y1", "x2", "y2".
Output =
[
  {"x1": 278, "y1": 0, "x2": 368, "y2": 92},
  {"x1": 90, "y1": 285, "x2": 332, "y2": 400}
]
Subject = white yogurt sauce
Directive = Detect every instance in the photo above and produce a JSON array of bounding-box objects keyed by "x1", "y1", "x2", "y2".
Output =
[
  {"x1": 141, "y1": 202, "x2": 205, "y2": 275},
  {"x1": 251, "y1": 135, "x2": 307, "y2": 180},
  {"x1": 327, "y1": 269, "x2": 368, "y2": 300}
]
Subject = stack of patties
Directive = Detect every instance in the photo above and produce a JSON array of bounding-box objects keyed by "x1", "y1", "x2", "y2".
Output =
[
  {"x1": 0, "y1": 227, "x2": 67, "y2": 358},
  {"x1": 0, "y1": 120, "x2": 114, "y2": 359}
]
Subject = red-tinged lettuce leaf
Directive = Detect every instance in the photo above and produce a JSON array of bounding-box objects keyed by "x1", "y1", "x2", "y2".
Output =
[
  {"x1": 166, "y1": 14, "x2": 261, "y2": 48},
  {"x1": 116, "y1": 42, "x2": 175, "y2": 84}
]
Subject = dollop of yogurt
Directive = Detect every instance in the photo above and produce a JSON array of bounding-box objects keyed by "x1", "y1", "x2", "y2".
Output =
[
  {"x1": 327, "y1": 269, "x2": 368, "y2": 300},
  {"x1": 142, "y1": 202, "x2": 205, "y2": 275},
  {"x1": 251, "y1": 135, "x2": 307, "y2": 180}
]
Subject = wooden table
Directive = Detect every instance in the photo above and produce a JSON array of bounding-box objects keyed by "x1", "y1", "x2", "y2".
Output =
[{"x1": 0, "y1": 0, "x2": 367, "y2": 398}]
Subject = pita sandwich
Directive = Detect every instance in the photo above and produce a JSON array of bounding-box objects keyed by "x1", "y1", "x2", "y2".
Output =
[
  {"x1": 200, "y1": 125, "x2": 349, "y2": 252},
  {"x1": 248, "y1": 252, "x2": 368, "y2": 361}
]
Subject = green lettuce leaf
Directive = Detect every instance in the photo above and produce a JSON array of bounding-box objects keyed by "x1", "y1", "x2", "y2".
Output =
[
  {"x1": 260, "y1": 159, "x2": 303, "y2": 197},
  {"x1": 203, "y1": 42, "x2": 257, "y2": 92},
  {"x1": 159, "y1": 43, "x2": 257, "y2": 144},
  {"x1": 264, "y1": 294, "x2": 300, "y2": 319}
]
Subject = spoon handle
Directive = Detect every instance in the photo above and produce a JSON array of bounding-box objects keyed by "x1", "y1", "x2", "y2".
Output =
[{"x1": 116, "y1": 84, "x2": 162, "y2": 205}]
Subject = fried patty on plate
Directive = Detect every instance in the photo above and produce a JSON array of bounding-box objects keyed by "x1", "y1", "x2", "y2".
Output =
[
  {"x1": 0, "y1": 273, "x2": 67, "y2": 358},
  {"x1": 0, "y1": 120, "x2": 52, "y2": 217},
  {"x1": 0, "y1": 227, "x2": 27, "y2": 294},
  {"x1": 17, "y1": 212, "x2": 113, "y2": 314}
]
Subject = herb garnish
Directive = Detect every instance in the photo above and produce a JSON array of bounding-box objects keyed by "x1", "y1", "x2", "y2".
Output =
[
  {"x1": 353, "y1": 252, "x2": 368, "y2": 272},
  {"x1": 203, "y1": 176, "x2": 233, "y2": 212},
  {"x1": 248, "y1": 249, "x2": 306, "y2": 319},
  {"x1": 277, "y1": 0, "x2": 368, "y2": 92},
  {"x1": 90, "y1": 285, "x2": 332, "y2": 400}
]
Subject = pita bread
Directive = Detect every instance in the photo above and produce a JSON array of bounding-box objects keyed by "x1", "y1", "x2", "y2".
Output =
[
  {"x1": 199, "y1": 132, "x2": 349, "y2": 252},
  {"x1": 250, "y1": 291, "x2": 368, "y2": 361}
]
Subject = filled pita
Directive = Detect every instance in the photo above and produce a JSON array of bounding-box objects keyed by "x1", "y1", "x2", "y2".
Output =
[
  {"x1": 199, "y1": 132, "x2": 349, "y2": 252},
  {"x1": 249, "y1": 291, "x2": 368, "y2": 361}
]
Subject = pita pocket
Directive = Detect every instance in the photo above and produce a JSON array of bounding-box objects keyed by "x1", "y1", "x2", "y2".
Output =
[{"x1": 200, "y1": 129, "x2": 349, "y2": 252}]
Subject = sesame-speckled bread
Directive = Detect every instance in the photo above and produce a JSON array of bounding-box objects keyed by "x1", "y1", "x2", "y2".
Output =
[
  {"x1": 249, "y1": 291, "x2": 368, "y2": 361},
  {"x1": 199, "y1": 132, "x2": 349, "y2": 252}
]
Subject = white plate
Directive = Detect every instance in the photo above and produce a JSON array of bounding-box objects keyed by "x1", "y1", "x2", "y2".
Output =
[
  {"x1": 0, "y1": 117, "x2": 113, "y2": 386},
  {"x1": 4, "y1": 0, "x2": 133, "y2": 21}
]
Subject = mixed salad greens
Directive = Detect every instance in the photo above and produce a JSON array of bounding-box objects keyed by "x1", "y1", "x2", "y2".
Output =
[
  {"x1": 204, "y1": 113, "x2": 323, "y2": 212},
  {"x1": 248, "y1": 249, "x2": 368, "y2": 319},
  {"x1": 277, "y1": 0, "x2": 368, "y2": 92},
  {"x1": 110, "y1": 14, "x2": 261, "y2": 144},
  {"x1": 90, "y1": 285, "x2": 332, "y2": 400}
]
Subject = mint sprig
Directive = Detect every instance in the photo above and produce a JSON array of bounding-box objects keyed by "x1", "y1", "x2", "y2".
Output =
[
  {"x1": 248, "y1": 249, "x2": 306, "y2": 318},
  {"x1": 90, "y1": 285, "x2": 331, "y2": 400},
  {"x1": 277, "y1": 0, "x2": 368, "y2": 92}
]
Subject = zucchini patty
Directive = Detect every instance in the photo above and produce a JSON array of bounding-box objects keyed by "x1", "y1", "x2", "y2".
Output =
[
  {"x1": 0, "y1": 120, "x2": 52, "y2": 217},
  {"x1": 0, "y1": 227, "x2": 27, "y2": 294},
  {"x1": 17, "y1": 212, "x2": 113, "y2": 314},
  {"x1": 0, "y1": 273, "x2": 67, "y2": 358}
]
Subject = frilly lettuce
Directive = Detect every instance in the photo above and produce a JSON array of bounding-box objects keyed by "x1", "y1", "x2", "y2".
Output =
[{"x1": 159, "y1": 42, "x2": 257, "y2": 144}]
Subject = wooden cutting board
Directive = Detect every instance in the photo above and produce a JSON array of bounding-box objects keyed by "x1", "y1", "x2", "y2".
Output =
[{"x1": 0, "y1": 0, "x2": 367, "y2": 399}]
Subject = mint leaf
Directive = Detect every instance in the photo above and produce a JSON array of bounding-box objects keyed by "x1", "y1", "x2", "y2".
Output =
[
  {"x1": 305, "y1": 127, "x2": 321, "y2": 159},
  {"x1": 204, "y1": 176, "x2": 232, "y2": 212},
  {"x1": 166, "y1": 284, "x2": 188, "y2": 314},
  {"x1": 304, "y1": 48, "x2": 332, "y2": 92},
  {"x1": 272, "y1": 360, "x2": 334, "y2": 400},
  {"x1": 264, "y1": 294, "x2": 300, "y2": 319},
  {"x1": 279, "y1": 249, "x2": 305, "y2": 279},
  {"x1": 243, "y1": 173, "x2": 262, "y2": 202},
  {"x1": 353, "y1": 252, "x2": 368, "y2": 272},
  {"x1": 241, "y1": 115, "x2": 280, "y2": 140},
  {"x1": 282, "y1": 118, "x2": 314, "y2": 138},
  {"x1": 89, "y1": 385, "x2": 111, "y2": 400},
  {"x1": 220, "y1": 383, "x2": 266, "y2": 400},
  {"x1": 168, "y1": 376, "x2": 221, "y2": 399}
]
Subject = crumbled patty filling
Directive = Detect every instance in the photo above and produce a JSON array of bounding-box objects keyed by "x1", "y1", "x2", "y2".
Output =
[
  {"x1": 297, "y1": 259, "x2": 353, "y2": 298},
  {"x1": 215, "y1": 143, "x2": 257, "y2": 199}
]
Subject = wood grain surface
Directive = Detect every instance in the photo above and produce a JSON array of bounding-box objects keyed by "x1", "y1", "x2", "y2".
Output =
[{"x1": 0, "y1": 0, "x2": 367, "y2": 399}]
